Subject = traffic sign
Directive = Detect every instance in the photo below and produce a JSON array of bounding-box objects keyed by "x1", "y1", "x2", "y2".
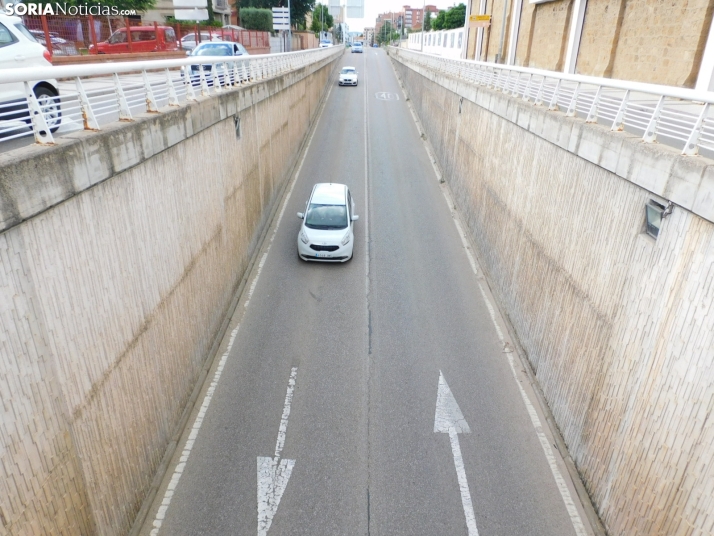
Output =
[{"x1": 272, "y1": 7, "x2": 290, "y2": 31}]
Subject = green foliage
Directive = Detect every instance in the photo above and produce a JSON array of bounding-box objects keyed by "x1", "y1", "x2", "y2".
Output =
[
  {"x1": 444, "y1": 3, "x2": 466, "y2": 29},
  {"x1": 238, "y1": 0, "x2": 315, "y2": 28},
  {"x1": 431, "y1": 10, "x2": 446, "y2": 31},
  {"x1": 310, "y1": 4, "x2": 333, "y2": 34},
  {"x1": 240, "y1": 7, "x2": 273, "y2": 31},
  {"x1": 376, "y1": 21, "x2": 398, "y2": 44},
  {"x1": 423, "y1": 10, "x2": 431, "y2": 32},
  {"x1": 432, "y1": 4, "x2": 466, "y2": 31}
]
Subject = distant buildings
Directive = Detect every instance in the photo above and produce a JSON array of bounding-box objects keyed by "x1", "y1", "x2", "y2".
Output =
[{"x1": 375, "y1": 5, "x2": 439, "y2": 38}]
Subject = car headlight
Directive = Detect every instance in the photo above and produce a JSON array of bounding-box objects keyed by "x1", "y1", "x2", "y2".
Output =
[
  {"x1": 341, "y1": 232, "x2": 351, "y2": 246},
  {"x1": 300, "y1": 229, "x2": 310, "y2": 244}
]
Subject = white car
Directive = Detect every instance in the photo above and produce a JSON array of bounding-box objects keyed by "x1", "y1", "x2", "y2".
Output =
[
  {"x1": 338, "y1": 66, "x2": 358, "y2": 86},
  {"x1": 297, "y1": 183, "x2": 358, "y2": 262},
  {"x1": 319, "y1": 40, "x2": 332, "y2": 48},
  {"x1": 0, "y1": 14, "x2": 61, "y2": 133},
  {"x1": 351, "y1": 42, "x2": 363, "y2": 53},
  {"x1": 181, "y1": 32, "x2": 223, "y2": 51}
]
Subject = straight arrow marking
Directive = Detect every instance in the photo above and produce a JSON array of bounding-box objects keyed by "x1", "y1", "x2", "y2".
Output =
[
  {"x1": 435, "y1": 371, "x2": 479, "y2": 536},
  {"x1": 257, "y1": 366, "x2": 298, "y2": 536}
]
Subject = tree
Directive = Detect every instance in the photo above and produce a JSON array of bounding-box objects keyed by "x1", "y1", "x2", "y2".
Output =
[
  {"x1": 423, "y1": 10, "x2": 432, "y2": 32},
  {"x1": 432, "y1": 10, "x2": 446, "y2": 31},
  {"x1": 240, "y1": 7, "x2": 273, "y2": 31},
  {"x1": 310, "y1": 3, "x2": 333, "y2": 35},
  {"x1": 236, "y1": 0, "x2": 315, "y2": 28},
  {"x1": 376, "y1": 21, "x2": 398, "y2": 45},
  {"x1": 444, "y1": 3, "x2": 466, "y2": 30}
]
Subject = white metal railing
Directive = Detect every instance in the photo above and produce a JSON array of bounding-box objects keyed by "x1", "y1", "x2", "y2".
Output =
[
  {"x1": 391, "y1": 47, "x2": 714, "y2": 157},
  {"x1": 0, "y1": 47, "x2": 341, "y2": 147}
]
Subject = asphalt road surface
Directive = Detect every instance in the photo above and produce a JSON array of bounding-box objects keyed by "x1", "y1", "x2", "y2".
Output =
[{"x1": 139, "y1": 48, "x2": 595, "y2": 536}]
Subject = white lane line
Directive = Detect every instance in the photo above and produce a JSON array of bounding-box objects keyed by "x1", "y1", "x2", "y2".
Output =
[
  {"x1": 364, "y1": 50, "x2": 371, "y2": 298},
  {"x1": 395, "y1": 63, "x2": 588, "y2": 536},
  {"x1": 449, "y1": 430, "x2": 478, "y2": 536},
  {"x1": 150, "y1": 326, "x2": 240, "y2": 536},
  {"x1": 257, "y1": 366, "x2": 299, "y2": 536},
  {"x1": 149, "y1": 68, "x2": 338, "y2": 536},
  {"x1": 435, "y1": 371, "x2": 479, "y2": 536},
  {"x1": 274, "y1": 366, "x2": 298, "y2": 459}
]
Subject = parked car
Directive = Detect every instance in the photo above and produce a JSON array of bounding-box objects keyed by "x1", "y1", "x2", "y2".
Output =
[
  {"x1": 352, "y1": 42, "x2": 363, "y2": 53},
  {"x1": 0, "y1": 14, "x2": 61, "y2": 133},
  {"x1": 297, "y1": 183, "x2": 358, "y2": 262},
  {"x1": 182, "y1": 41, "x2": 249, "y2": 85},
  {"x1": 338, "y1": 66, "x2": 358, "y2": 86},
  {"x1": 180, "y1": 32, "x2": 223, "y2": 52},
  {"x1": 373, "y1": 43, "x2": 378, "y2": 48},
  {"x1": 28, "y1": 29, "x2": 78, "y2": 56},
  {"x1": 89, "y1": 26, "x2": 178, "y2": 54},
  {"x1": 319, "y1": 40, "x2": 332, "y2": 48}
]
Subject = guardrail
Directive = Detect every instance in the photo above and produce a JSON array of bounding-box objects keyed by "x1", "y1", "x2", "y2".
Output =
[
  {"x1": 390, "y1": 47, "x2": 714, "y2": 157},
  {"x1": 0, "y1": 46, "x2": 341, "y2": 147}
]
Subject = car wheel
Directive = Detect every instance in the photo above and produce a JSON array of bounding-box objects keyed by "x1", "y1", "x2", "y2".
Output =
[{"x1": 33, "y1": 86, "x2": 62, "y2": 134}]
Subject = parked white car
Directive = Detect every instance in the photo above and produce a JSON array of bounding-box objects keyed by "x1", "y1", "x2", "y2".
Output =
[
  {"x1": 297, "y1": 183, "x2": 358, "y2": 262},
  {"x1": 338, "y1": 66, "x2": 358, "y2": 86},
  {"x1": 0, "y1": 14, "x2": 61, "y2": 133}
]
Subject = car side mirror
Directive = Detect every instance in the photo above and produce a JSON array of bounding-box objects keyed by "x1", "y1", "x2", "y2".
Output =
[
  {"x1": 186, "y1": 51, "x2": 191, "y2": 56},
  {"x1": 351, "y1": 215, "x2": 359, "y2": 221},
  {"x1": 297, "y1": 212, "x2": 304, "y2": 219}
]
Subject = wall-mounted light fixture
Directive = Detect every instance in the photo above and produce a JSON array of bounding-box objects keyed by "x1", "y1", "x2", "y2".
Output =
[{"x1": 645, "y1": 200, "x2": 673, "y2": 239}]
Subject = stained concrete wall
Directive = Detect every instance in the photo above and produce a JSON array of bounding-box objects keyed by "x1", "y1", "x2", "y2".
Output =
[
  {"x1": 0, "y1": 51, "x2": 339, "y2": 535},
  {"x1": 390, "y1": 50, "x2": 714, "y2": 536}
]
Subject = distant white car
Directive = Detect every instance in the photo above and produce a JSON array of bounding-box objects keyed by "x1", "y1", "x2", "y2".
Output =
[
  {"x1": 351, "y1": 42, "x2": 363, "y2": 53},
  {"x1": 0, "y1": 14, "x2": 61, "y2": 133},
  {"x1": 319, "y1": 40, "x2": 332, "y2": 48},
  {"x1": 338, "y1": 66, "x2": 358, "y2": 86},
  {"x1": 297, "y1": 183, "x2": 358, "y2": 262}
]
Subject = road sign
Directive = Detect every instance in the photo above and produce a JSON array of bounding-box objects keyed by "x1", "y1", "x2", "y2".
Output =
[
  {"x1": 174, "y1": 7, "x2": 208, "y2": 20},
  {"x1": 272, "y1": 7, "x2": 290, "y2": 31},
  {"x1": 469, "y1": 14, "x2": 491, "y2": 28}
]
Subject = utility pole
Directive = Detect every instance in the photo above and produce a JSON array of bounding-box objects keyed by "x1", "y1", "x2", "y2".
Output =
[
  {"x1": 421, "y1": 0, "x2": 426, "y2": 51},
  {"x1": 287, "y1": 0, "x2": 291, "y2": 52}
]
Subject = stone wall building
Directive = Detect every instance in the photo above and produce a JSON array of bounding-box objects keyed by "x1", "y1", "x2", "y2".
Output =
[{"x1": 465, "y1": 0, "x2": 714, "y2": 90}]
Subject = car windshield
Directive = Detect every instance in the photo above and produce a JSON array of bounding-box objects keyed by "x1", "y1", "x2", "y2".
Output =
[
  {"x1": 14, "y1": 23, "x2": 36, "y2": 42},
  {"x1": 341, "y1": 68, "x2": 355, "y2": 74},
  {"x1": 194, "y1": 44, "x2": 231, "y2": 56},
  {"x1": 305, "y1": 204, "x2": 348, "y2": 230}
]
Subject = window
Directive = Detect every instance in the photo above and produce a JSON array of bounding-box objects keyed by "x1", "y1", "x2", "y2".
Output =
[
  {"x1": 305, "y1": 204, "x2": 348, "y2": 230},
  {"x1": 165, "y1": 28, "x2": 176, "y2": 42},
  {"x1": 0, "y1": 23, "x2": 18, "y2": 47},
  {"x1": 451, "y1": 33, "x2": 455, "y2": 47},
  {"x1": 458, "y1": 32, "x2": 462, "y2": 48},
  {"x1": 645, "y1": 201, "x2": 666, "y2": 239},
  {"x1": 108, "y1": 30, "x2": 127, "y2": 44},
  {"x1": 132, "y1": 31, "x2": 156, "y2": 42},
  {"x1": 13, "y1": 23, "x2": 36, "y2": 42}
]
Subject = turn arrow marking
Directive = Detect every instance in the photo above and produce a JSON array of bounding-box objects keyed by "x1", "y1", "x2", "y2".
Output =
[
  {"x1": 435, "y1": 371, "x2": 479, "y2": 536},
  {"x1": 257, "y1": 366, "x2": 298, "y2": 536}
]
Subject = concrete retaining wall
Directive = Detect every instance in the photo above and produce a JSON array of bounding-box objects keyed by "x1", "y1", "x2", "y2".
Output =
[
  {"x1": 0, "y1": 52, "x2": 339, "y2": 535},
  {"x1": 390, "y1": 51, "x2": 714, "y2": 536}
]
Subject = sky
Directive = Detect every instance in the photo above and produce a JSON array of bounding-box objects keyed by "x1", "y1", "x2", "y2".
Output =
[{"x1": 345, "y1": 0, "x2": 461, "y2": 33}]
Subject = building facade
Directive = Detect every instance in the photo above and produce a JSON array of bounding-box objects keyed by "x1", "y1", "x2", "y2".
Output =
[{"x1": 464, "y1": 0, "x2": 714, "y2": 90}]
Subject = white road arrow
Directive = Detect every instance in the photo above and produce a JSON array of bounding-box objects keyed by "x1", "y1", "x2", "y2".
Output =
[
  {"x1": 435, "y1": 371, "x2": 479, "y2": 536},
  {"x1": 257, "y1": 366, "x2": 298, "y2": 536}
]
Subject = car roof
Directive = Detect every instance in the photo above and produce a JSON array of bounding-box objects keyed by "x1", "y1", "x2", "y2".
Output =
[
  {"x1": 311, "y1": 183, "x2": 347, "y2": 204},
  {"x1": 342, "y1": 66, "x2": 356, "y2": 70}
]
